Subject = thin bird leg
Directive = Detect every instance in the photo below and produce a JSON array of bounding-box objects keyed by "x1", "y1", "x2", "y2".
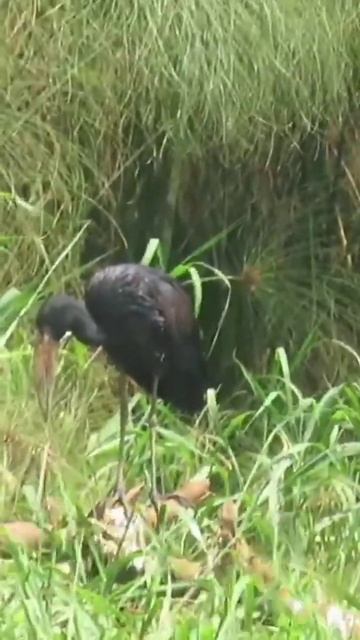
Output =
[
  {"x1": 148, "y1": 375, "x2": 159, "y2": 510},
  {"x1": 115, "y1": 371, "x2": 129, "y2": 500}
]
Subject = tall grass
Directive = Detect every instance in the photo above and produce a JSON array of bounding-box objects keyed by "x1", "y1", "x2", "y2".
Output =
[
  {"x1": 1, "y1": 303, "x2": 360, "y2": 637},
  {"x1": 0, "y1": 0, "x2": 360, "y2": 624},
  {"x1": 1, "y1": 0, "x2": 360, "y2": 390},
  {"x1": 1, "y1": 5, "x2": 360, "y2": 630}
]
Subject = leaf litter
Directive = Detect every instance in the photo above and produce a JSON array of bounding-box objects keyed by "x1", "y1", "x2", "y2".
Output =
[{"x1": 1, "y1": 467, "x2": 360, "y2": 637}]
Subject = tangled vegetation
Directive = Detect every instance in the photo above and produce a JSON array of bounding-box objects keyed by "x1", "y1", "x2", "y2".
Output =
[
  {"x1": 0, "y1": 0, "x2": 360, "y2": 389},
  {"x1": 1, "y1": 0, "x2": 360, "y2": 636}
]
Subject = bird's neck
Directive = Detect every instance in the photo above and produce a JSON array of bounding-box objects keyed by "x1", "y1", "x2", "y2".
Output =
[{"x1": 72, "y1": 305, "x2": 104, "y2": 348}]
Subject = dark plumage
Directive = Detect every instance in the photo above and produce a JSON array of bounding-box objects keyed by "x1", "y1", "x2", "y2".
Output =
[
  {"x1": 35, "y1": 263, "x2": 207, "y2": 414},
  {"x1": 36, "y1": 293, "x2": 103, "y2": 347},
  {"x1": 35, "y1": 263, "x2": 208, "y2": 502}
]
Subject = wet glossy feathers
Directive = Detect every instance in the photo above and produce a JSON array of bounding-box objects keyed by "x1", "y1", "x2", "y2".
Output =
[
  {"x1": 85, "y1": 264, "x2": 207, "y2": 413},
  {"x1": 36, "y1": 264, "x2": 207, "y2": 414}
]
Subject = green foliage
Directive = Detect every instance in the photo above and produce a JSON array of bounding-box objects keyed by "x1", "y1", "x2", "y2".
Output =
[
  {"x1": 0, "y1": 0, "x2": 360, "y2": 390},
  {"x1": 1, "y1": 1, "x2": 360, "y2": 635},
  {"x1": 1, "y1": 330, "x2": 360, "y2": 637}
]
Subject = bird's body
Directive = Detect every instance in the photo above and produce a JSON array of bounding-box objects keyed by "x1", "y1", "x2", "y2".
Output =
[
  {"x1": 35, "y1": 262, "x2": 208, "y2": 504},
  {"x1": 36, "y1": 263, "x2": 207, "y2": 414},
  {"x1": 85, "y1": 264, "x2": 207, "y2": 413}
]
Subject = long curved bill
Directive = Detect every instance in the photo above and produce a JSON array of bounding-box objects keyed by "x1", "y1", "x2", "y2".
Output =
[{"x1": 33, "y1": 331, "x2": 72, "y2": 418}]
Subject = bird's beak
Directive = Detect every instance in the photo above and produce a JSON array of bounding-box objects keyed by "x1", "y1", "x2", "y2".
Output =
[
  {"x1": 34, "y1": 332, "x2": 59, "y2": 391},
  {"x1": 33, "y1": 331, "x2": 72, "y2": 417}
]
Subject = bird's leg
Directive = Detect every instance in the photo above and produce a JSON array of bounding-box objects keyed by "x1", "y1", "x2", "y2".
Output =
[
  {"x1": 148, "y1": 375, "x2": 159, "y2": 512},
  {"x1": 115, "y1": 371, "x2": 129, "y2": 502}
]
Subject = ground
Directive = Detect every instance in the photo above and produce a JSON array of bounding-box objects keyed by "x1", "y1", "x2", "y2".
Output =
[{"x1": 0, "y1": 319, "x2": 360, "y2": 637}]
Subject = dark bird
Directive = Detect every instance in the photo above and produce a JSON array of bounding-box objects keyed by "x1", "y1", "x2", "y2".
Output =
[{"x1": 34, "y1": 263, "x2": 208, "y2": 502}]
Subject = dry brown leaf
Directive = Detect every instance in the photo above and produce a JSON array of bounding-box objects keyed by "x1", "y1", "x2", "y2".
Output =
[
  {"x1": 125, "y1": 483, "x2": 145, "y2": 506},
  {"x1": 217, "y1": 527, "x2": 278, "y2": 588},
  {"x1": 142, "y1": 501, "x2": 176, "y2": 529},
  {"x1": 169, "y1": 557, "x2": 203, "y2": 581},
  {"x1": 234, "y1": 537, "x2": 253, "y2": 563},
  {"x1": 93, "y1": 482, "x2": 145, "y2": 521},
  {"x1": 0, "y1": 521, "x2": 45, "y2": 550},
  {"x1": 145, "y1": 496, "x2": 197, "y2": 529},
  {"x1": 215, "y1": 500, "x2": 240, "y2": 580},
  {"x1": 144, "y1": 479, "x2": 210, "y2": 529},
  {"x1": 247, "y1": 555, "x2": 276, "y2": 585},
  {"x1": 219, "y1": 500, "x2": 238, "y2": 540},
  {"x1": 234, "y1": 537, "x2": 276, "y2": 586},
  {"x1": 171, "y1": 478, "x2": 211, "y2": 506},
  {"x1": 142, "y1": 506, "x2": 157, "y2": 529}
]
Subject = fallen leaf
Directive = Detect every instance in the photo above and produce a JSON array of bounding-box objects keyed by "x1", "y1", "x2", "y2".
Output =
[
  {"x1": 92, "y1": 483, "x2": 145, "y2": 521},
  {"x1": 125, "y1": 483, "x2": 145, "y2": 506},
  {"x1": 247, "y1": 554, "x2": 276, "y2": 585},
  {"x1": 234, "y1": 537, "x2": 276, "y2": 585},
  {"x1": 0, "y1": 521, "x2": 45, "y2": 550},
  {"x1": 166, "y1": 478, "x2": 211, "y2": 507},
  {"x1": 169, "y1": 556, "x2": 202, "y2": 581},
  {"x1": 145, "y1": 496, "x2": 195, "y2": 529},
  {"x1": 219, "y1": 500, "x2": 238, "y2": 540}
]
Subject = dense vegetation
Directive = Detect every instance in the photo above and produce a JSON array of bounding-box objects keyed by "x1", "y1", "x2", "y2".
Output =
[{"x1": 1, "y1": 0, "x2": 360, "y2": 636}]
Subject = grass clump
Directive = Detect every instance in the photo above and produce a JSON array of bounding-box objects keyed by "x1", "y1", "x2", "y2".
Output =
[
  {"x1": 1, "y1": 0, "x2": 360, "y2": 636},
  {"x1": 1, "y1": 287, "x2": 360, "y2": 638},
  {"x1": 1, "y1": 0, "x2": 360, "y2": 389}
]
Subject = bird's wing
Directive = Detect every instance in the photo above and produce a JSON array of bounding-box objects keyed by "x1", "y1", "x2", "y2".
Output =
[
  {"x1": 85, "y1": 263, "x2": 200, "y2": 353},
  {"x1": 84, "y1": 264, "x2": 207, "y2": 409},
  {"x1": 144, "y1": 272, "x2": 198, "y2": 341},
  {"x1": 85, "y1": 272, "x2": 168, "y2": 351}
]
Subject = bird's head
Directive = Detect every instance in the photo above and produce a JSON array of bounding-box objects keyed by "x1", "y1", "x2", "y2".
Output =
[{"x1": 34, "y1": 294, "x2": 104, "y2": 411}]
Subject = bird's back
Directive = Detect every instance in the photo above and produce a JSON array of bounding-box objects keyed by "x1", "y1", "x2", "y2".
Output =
[{"x1": 84, "y1": 263, "x2": 207, "y2": 413}]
